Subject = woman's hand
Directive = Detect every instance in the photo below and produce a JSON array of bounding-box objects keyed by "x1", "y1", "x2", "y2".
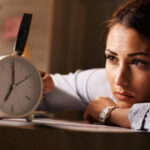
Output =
[
  {"x1": 39, "y1": 70, "x2": 54, "y2": 94},
  {"x1": 84, "y1": 97, "x2": 116, "y2": 123},
  {"x1": 84, "y1": 96, "x2": 131, "y2": 128}
]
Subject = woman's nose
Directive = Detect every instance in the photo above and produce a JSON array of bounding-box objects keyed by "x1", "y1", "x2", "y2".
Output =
[{"x1": 114, "y1": 66, "x2": 129, "y2": 87}]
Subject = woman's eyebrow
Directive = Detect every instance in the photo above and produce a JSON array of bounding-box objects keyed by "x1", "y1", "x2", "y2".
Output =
[
  {"x1": 128, "y1": 52, "x2": 150, "y2": 57},
  {"x1": 105, "y1": 49, "x2": 117, "y2": 55},
  {"x1": 106, "y1": 49, "x2": 150, "y2": 57}
]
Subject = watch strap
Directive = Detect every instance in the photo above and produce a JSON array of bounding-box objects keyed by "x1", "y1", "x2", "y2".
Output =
[{"x1": 98, "y1": 105, "x2": 118, "y2": 124}]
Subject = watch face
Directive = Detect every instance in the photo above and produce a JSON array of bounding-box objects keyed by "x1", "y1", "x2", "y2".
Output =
[
  {"x1": 100, "y1": 108, "x2": 109, "y2": 119},
  {"x1": 0, "y1": 55, "x2": 42, "y2": 117}
]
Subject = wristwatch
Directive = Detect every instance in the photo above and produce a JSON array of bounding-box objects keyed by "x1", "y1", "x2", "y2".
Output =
[{"x1": 98, "y1": 106, "x2": 118, "y2": 124}]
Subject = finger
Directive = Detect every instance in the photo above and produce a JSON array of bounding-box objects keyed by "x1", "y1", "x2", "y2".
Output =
[
  {"x1": 86, "y1": 116, "x2": 96, "y2": 123},
  {"x1": 39, "y1": 70, "x2": 46, "y2": 78},
  {"x1": 84, "y1": 111, "x2": 97, "y2": 123},
  {"x1": 83, "y1": 107, "x2": 92, "y2": 121},
  {"x1": 43, "y1": 84, "x2": 54, "y2": 93},
  {"x1": 43, "y1": 77, "x2": 54, "y2": 94},
  {"x1": 43, "y1": 76, "x2": 54, "y2": 88},
  {"x1": 39, "y1": 70, "x2": 53, "y2": 84},
  {"x1": 42, "y1": 74, "x2": 53, "y2": 86},
  {"x1": 42, "y1": 73, "x2": 50, "y2": 81}
]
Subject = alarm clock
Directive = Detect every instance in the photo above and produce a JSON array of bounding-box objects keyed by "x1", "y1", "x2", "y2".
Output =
[
  {"x1": 0, "y1": 54, "x2": 43, "y2": 121},
  {"x1": 0, "y1": 13, "x2": 43, "y2": 121}
]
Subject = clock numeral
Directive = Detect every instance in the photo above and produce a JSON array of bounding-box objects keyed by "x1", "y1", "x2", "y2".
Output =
[{"x1": 25, "y1": 96, "x2": 32, "y2": 101}]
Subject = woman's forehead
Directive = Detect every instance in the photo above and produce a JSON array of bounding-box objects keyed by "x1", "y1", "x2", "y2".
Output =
[{"x1": 106, "y1": 23, "x2": 150, "y2": 54}]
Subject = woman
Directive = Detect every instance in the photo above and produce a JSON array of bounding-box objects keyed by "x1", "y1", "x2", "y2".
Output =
[{"x1": 41, "y1": 0, "x2": 150, "y2": 131}]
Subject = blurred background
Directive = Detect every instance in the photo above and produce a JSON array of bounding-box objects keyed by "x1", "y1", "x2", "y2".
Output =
[{"x1": 0, "y1": 0, "x2": 126, "y2": 74}]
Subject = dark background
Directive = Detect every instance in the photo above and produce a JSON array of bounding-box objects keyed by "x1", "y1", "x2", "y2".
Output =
[{"x1": 49, "y1": 0, "x2": 126, "y2": 74}]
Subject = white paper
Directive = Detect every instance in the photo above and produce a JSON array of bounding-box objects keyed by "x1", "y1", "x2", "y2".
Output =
[{"x1": 0, "y1": 118, "x2": 139, "y2": 133}]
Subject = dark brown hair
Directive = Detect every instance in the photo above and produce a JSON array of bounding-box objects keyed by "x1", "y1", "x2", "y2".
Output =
[{"x1": 105, "y1": 0, "x2": 150, "y2": 39}]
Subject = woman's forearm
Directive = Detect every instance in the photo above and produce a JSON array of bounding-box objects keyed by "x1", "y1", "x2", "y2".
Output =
[{"x1": 109, "y1": 108, "x2": 130, "y2": 128}]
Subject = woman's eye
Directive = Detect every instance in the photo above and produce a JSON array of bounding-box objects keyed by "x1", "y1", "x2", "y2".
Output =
[
  {"x1": 105, "y1": 54, "x2": 118, "y2": 63},
  {"x1": 131, "y1": 59, "x2": 148, "y2": 67}
]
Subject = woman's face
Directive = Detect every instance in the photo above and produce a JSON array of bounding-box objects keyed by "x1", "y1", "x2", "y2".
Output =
[{"x1": 106, "y1": 23, "x2": 150, "y2": 108}]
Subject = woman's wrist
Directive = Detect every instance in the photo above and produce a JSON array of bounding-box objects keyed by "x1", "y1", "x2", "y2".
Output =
[{"x1": 108, "y1": 107, "x2": 131, "y2": 128}]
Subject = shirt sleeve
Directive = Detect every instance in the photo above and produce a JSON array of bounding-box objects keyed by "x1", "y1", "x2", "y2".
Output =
[
  {"x1": 38, "y1": 68, "x2": 114, "y2": 112},
  {"x1": 128, "y1": 103, "x2": 150, "y2": 131},
  {"x1": 38, "y1": 70, "x2": 88, "y2": 111}
]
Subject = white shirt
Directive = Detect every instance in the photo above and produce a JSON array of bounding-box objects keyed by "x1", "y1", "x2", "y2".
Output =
[{"x1": 38, "y1": 68, "x2": 150, "y2": 131}]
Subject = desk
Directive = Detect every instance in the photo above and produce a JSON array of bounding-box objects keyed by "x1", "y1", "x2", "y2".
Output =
[{"x1": 0, "y1": 111, "x2": 149, "y2": 150}]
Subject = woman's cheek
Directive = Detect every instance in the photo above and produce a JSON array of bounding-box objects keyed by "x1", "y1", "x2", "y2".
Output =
[
  {"x1": 130, "y1": 69, "x2": 150, "y2": 102},
  {"x1": 106, "y1": 63, "x2": 116, "y2": 85}
]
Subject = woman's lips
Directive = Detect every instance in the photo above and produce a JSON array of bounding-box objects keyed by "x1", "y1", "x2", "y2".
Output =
[{"x1": 114, "y1": 91, "x2": 134, "y2": 101}]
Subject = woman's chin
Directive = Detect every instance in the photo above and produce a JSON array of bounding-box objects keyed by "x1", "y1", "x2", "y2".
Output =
[{"x1": 116, "y1": 101, "x2": 133, "y2": 109}]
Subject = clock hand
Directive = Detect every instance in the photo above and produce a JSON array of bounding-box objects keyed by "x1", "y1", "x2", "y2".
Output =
[
  {"x1": 15, "y1": 74, "x2": 31, "y2": 87},
  {"x1": 11, "y1": 62, "x2": 15, "y2": 85},
  {"x1": 4, "y1": 62, "x2": 15, "y2": 102},
  {"x1": 4, "y1": 74, "x2": 32, "y2": 102},
  {"x1": 4, "y1": 85, "x2": 14, "y2": 102}
]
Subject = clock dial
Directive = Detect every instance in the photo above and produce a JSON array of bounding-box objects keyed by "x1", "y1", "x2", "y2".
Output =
[{"x1": 0, "y1": 55, "x2": 42, "y2": 117}]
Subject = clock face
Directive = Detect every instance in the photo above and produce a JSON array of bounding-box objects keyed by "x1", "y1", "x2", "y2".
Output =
[{"x1": 0, "y1": 55, "x2": 42, "y2": 117}]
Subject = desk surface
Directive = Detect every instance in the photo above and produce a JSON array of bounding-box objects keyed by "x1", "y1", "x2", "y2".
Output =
[{"x1": 0, "y1": 111, "x2": 149, "y2": 150}]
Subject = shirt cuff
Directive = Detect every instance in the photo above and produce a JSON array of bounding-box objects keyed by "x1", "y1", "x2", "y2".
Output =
[{"x1": 128, "y1": 103, "x2": 150, "y2": 130}]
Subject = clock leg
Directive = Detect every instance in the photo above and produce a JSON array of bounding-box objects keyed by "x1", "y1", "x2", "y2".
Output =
[{"x1": 26, "y1": 113, "x2": 34, "y2": 122}]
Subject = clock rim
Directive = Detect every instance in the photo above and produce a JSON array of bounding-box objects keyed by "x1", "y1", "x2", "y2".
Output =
[{"x1": 0, "y1": 54, "x2": 43, "y2": 118}]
